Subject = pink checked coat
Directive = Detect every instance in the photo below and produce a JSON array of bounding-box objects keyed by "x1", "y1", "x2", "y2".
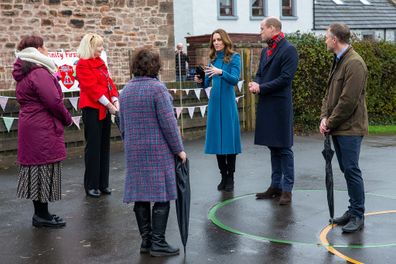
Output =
[{"x1": 120, "y1": 77, "x2": 184, "y2": 202}]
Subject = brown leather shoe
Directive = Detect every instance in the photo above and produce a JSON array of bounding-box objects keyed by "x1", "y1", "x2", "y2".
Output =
[
  {"x1": 279, "y1": 192, "x2": 292, "y2": 205},
  {"x1": 256, "y1": 187, "x2": 282, "y2": 199}
]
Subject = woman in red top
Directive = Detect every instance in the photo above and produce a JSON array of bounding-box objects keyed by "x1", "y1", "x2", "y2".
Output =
[{"x1": 76, "y1": 33, "x2": 119, "y2": 198}]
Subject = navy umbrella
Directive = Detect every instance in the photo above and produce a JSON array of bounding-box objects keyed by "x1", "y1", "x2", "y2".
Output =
[
  {"x1": 175, "y1": 156, "x2": 190, "y2": 254},
  {"x1": 322, "y1": 134, "x2": 335, "y2": 224}
]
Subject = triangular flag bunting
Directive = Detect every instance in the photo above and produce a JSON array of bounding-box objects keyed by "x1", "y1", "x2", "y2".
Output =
[
  {"x1": 235, "y1": 95, "x2": 244, "y2": 103},
  {"x1": 0, "y1": 96, "x2": 8, "y2": 111},
  {"x1": 68, "y1": 97, "x2": 79, "y2": 111},
  {"x1": 205, "y1": 87, "x2": 212, "y2": 99},
  {"x1": 175, "y1": 107, "x2": 183, "y2": 119},
  {"x1": 169, "y1": 89, "x2": 177, "y2": 93},
  {"x1": 184, "y1": 89, "x2": 191, "y2": 95},
  {"x1": 3, "y1": 117, "x2": 14, "y2": 132},
  {"x1": 237, "y1": 80, "x2": 244, "y2": 92},
  {"x1": 199, "y1": 105, "x2": 207, "y2": 118},
  {"x1": 187, "y1": 107, "x2": 195, "y2": 119},
  {"x1": 194, "y1": 89, "x2": 201, "y2": 100},
  {"x1": 72, "y1": 116, "x2": 81, "y2": 130}
]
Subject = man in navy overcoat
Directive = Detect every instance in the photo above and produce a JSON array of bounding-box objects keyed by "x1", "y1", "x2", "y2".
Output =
[{"x1": 248, "y1": 17, "x2": 298, "y2": 205}]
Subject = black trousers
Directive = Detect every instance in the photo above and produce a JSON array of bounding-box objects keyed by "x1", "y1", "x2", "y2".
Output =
[
  {"x1": 82, "y1": 107, "x2": 111, "y2": 191},
  {"x1": 216, "y1": 154, "x2": 236, "y2": 174}
]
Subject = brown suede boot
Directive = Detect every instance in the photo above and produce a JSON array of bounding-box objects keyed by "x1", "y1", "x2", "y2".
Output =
[
  {"x1": 256, "y1": 187, "x2": 282, "y2": 199},
  {"x1": 279, "y1": 192, "x2": 292, "y2": 205}
]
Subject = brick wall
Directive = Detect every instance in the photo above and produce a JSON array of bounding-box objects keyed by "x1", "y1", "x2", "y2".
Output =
[{"x1": 0, "y1": 0, "x2": 175, "y2": 91}]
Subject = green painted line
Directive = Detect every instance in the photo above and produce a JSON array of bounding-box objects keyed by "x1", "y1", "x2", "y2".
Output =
[{"x1": 207, "y1": 191, "x2": 396, "y2": 249}]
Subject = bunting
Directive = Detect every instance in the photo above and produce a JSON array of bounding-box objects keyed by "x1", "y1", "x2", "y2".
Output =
[
  {"x1": 71, "y1": 116, "x2": 81, "y2": 130},
  {"x1": 0, "y1": 96, "x2": 9, "y2": 111},
  {"x1": 199, "y1": 105, "x2": 207, "y2": 118},
  {"x1": 205, "y1": 87, "x2": 212, "y2": 99},
  {"x1": 194, "y1": 89, "x2": 201, "y2": 101},
  {"x1": 237, "y1": 80, "x2": 244, "y2": 92},
  {"x1": 2, "y1": 117, "x2": 15, "y2": 132},
  {"x1": 175, "y1": 107, "x2": 183, "y2": 119},
  {"x1": 187, "y1": 107, "x2": 195, "y2": 119},
  {"x1": 68, "y1": 97, "x2": 79, "y2": 111}
]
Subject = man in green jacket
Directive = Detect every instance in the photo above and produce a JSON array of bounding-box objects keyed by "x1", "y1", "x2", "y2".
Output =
[{"x1": 320, "y1": 23, "x2": 368, "y2": 233}]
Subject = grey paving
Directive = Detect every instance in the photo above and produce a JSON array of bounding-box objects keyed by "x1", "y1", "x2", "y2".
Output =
[{"x1": 1, "y1": 132, "x2": 396, "y2": 264}]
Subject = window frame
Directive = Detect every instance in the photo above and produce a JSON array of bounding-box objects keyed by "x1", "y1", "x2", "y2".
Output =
[
  {"x1": 250, "y1": 0, "x2": 267, "y2": 20},
  {"x1": 217, "y1": 0, "x2": 238, "y2": 20},
  {"x1": 280, "y1": 0, "x2": 298, "y2": 20}
]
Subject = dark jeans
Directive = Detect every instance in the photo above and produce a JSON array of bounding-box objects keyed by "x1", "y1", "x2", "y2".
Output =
[
  {"x1": 332, "y1": 135, "x2": 365, "y2": 218},
  {"x1": 82, "y1": 107, "x2": 111, "y2": 191},
  {"x1": 268, "y1": 147, "x2": 294, "y2": 192}
]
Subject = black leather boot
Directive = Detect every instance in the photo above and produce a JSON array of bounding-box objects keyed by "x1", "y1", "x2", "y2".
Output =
[
  {"x1": 150, "y1": 202, "x2": 180, "y2": 257},
  {"x1": 224, "y1": 172, "x2": 234, "y2": 192},
  {"x1": 217, "y1": 172, "x2": 227, "y2": 191},
  {"x1": 134, "y1": 202, "x2": 151, "y2": 253}
]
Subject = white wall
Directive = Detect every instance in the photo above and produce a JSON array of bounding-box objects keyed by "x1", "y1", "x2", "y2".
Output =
[
  {"x1": 174, "y1": 0, "x2": 313, "y2": 45},
  {"x1": 173, "y1": 0, "x2": 194, "y2": 49}
]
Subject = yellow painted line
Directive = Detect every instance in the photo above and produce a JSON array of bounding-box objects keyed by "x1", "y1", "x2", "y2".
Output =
[
  {"x1": 320, "y1": 224, "x2": 364, "y2": 264},
  {"x1": 319, "y1": 210, "x2": 396, "y2": 264},
  {"x1": 365, "y1": 210, "x2": 396, "y2": 216}
]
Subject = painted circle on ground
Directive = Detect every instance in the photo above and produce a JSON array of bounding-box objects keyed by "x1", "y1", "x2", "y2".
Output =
[{"x1": 208, "y1": 190, "x2": 396, "y2": 248}]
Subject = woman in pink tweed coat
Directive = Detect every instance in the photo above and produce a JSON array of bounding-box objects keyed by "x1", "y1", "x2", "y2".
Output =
[{"x1": 119, "y1": 48, "x2": 186, "y2": 257}]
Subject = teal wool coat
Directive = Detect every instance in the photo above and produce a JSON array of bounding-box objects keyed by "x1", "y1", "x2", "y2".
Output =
[{"x1": 204, "y1": 51, "x2": 242, "y2": 154}]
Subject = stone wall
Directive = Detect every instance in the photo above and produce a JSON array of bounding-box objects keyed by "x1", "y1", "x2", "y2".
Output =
[{"x1": 0, "y1": 0, "x2": 175, "y2": 90}]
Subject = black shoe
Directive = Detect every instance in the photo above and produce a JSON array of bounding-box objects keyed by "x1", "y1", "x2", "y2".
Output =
[
  {"x1": 342, "y1": 215, "x2": 364, "y2": 233},
  {"x1": 332, "y1": 211, "x2": 352, "y2": 225},
  {"x1": 32, "y1": 214, "x2": 66, "y2": 228},
  {"x1": 86, "y1": 189, "x2": 100, "y2": 198},
  {"x1": 100, "y1": 187, "x2": 112, "y2": 195},
  {"x1": 224, "y1": 172, "x2": 234, "y2": 192},
  {"x1": 217, "y1": 173, "x2": 227, "y2": 191}
]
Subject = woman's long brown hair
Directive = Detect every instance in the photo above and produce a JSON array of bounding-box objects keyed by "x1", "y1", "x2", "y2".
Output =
[{"x1": 209, "y1": 29, "x2": 235, "y2": 64}]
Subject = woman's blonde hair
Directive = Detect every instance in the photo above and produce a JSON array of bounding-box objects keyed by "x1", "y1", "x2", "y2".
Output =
[{"x1": 77, "y1": 33, "x2": 104, "y2": 59}]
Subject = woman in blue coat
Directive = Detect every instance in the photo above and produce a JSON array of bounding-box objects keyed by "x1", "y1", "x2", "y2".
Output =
[{"x1": 195, "y1": 29, "x2": 241, "y2": 192}]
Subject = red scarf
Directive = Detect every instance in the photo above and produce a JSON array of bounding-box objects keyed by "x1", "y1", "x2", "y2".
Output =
[{"x1": 266, "y1": 32, "x2": 285, "y2": 58}]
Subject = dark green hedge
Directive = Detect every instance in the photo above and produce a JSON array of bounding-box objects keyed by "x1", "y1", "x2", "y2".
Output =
[{"x1": 287, "y1": 33, "x2": 396, "y2": 132}]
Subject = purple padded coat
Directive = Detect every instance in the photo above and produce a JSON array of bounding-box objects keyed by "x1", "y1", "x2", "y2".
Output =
[{"x1": 12, "y1": 58, "x2": 72, "y2": 166}]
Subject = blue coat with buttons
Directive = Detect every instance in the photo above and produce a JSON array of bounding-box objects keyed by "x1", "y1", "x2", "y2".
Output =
[{"x1": 203, "y1": 51, "x2": 242, "y2": 154}]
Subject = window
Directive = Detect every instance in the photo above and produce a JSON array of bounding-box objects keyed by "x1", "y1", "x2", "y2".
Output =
[
  {"x1": 332, "y1": 0, "x2": 344, "y2": 4},
  {"x1": 219, "y1": 0, "x2": 235, "y2": 17},
  {"x1": 251, "y1": 0, "x2": 266, "y2": 18},
  {"x1": 281, "y1": 0, "x2": 295, "y2": 17}
]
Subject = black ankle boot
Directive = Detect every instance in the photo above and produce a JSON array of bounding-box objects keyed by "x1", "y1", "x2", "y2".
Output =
[
  {"x1": 217, "y1": 172, "x2": 227, "y2": 191},
  {"x1": 134, "y1": 202, "x2": 151, "y2": 253},
  {"x1": 224, "y1": 172, "x2": 234, "y2": 192},
  {"x1": 150, "y1": 202, "x2": 179, "y2": 257}
]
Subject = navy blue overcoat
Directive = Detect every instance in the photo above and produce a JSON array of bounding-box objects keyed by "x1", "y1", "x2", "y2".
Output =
[{"x1": 254, "y1": 39, "x2": 298, "y2": 148}]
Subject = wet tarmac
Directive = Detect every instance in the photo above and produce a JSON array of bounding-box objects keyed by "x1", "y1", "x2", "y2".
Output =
[{"x1": 1, "y1": 132, "x2": 395, "y2": 264}]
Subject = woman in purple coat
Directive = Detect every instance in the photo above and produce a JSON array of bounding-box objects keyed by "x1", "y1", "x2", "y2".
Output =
[
  {"x1": 119, "y1": 48, "x2": 187, "y2": 257},
  {"x1": 12, "y1": 36, "x2": 73, "y2": 228}
]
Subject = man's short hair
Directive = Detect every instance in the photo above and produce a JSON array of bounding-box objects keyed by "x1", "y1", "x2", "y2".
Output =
[
  {"x1": 264, "y1": 17, "x2": 282, "y2": 31},
  {"x1": 328, "y1": 23, "x2": 351, "y2": 44}
]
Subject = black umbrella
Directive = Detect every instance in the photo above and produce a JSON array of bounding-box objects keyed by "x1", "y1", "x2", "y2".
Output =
[
  {"x1": 175, "y1": 156, "x2": 190, "y2": 254},
  {"x1": 322, "y1": 134, "x2": 335, "y2": 224}
]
